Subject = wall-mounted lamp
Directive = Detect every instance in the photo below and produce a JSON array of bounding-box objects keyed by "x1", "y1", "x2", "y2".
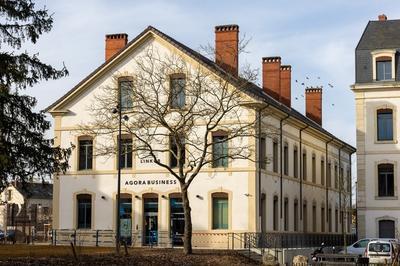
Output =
[
  {"x1": 196, "y1": 195, "x2": 203, "y2": 200},
  {"x1": 161, "y1": 195, "x2": 167, "y2": 199},
  {"x1": 244, "y1": 193, "x2": 251, "y2": 197},
  {"x1": 101, "y1": 196, "x2": 106, "y2": 200},
  {"x1": 135, "y1": 195, "x2": 141, "y2": 200}
]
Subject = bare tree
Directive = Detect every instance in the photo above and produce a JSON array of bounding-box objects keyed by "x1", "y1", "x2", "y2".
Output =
[
  {"x1": 81, "y1": 45, "x2": 267, "y2": 254},
  {"x1": 339, "y1": 166, "x2": 352, "y2": 254}
]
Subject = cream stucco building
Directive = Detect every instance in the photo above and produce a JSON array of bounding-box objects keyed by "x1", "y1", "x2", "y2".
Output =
[
  {"x1": 46, "y1": 24, "x2": 355, "y2": 247},
  {"x1": 353, "y1": 15, "x2": 400, "y2": 239}
]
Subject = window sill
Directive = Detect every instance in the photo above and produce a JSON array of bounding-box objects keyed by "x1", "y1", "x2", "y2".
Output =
[
  {"x1": 375, "y1": 140, "x2": 397, "y2": 144},
  {"x1": 77, "y1": 169, "x2": 94, "y2": 173},
  {"x1": 375, "y1": 196, "x2": 398, "y2": 200}
]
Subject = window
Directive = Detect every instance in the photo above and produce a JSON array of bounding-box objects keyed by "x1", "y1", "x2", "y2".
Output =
[
  {"x1": 273, "y1": 196, "x2": 278, "y2": 231},
  {"x1": 273, "y1": 141, "x2": 278, "y2": 173},
  {"x1": 294, "y1": 200, "x2": 298, "y2": 231},
  {"x1": 212, "y1": 193, "x2": 228, "y2": 229},
  {"x1": 321, "y1": 159, "x2": 325, "y2": 186},
  {"x1": 376, "y1": 59, "x2": 392, "y2": 81},
  {"x1": 340, "y1": 166, "x2": 344, "y2": 190},
  {"x1": 283, "y1": 145, "x2": 289, "y2": 175},
  {"x1": 353, "y1": 239, "x2": 369, "y2": 248},
  {"x1": 7, "y1": 190, "x2": 12, "y2": 201},
  {"x1": 327, "y1": 162, "x2": 331, "y2": 188},
  {"x1": 334, "y1": 164, "x2": 338, "y2": 189},
  {"x1": 302, "y1": 151, "x2": 307, "y2": 181},
  {"x1": 312, "y1": 205, "x2": 317, "y2": 232},
  {"x1": 170, "y1": 75, "x2": 186, "y2": 109},
  {"x1": 119, "y1": 78, "x2": 133, "y2": 110},
  {"x1": 321, "y1": 207, "x2": 325, "y2": 232},
  {"x1": 328, "y1": 208, "x2": 332, "y2": 232},
  {"x1": 303, "y1": 202, "x2": 307, "y2": 232},
  {"x1": 260, "y1": 137, "x2": 266, "y2": 169},
  {"x1": 119, "y1": 138, "x2": 132, "y2": 169},
  {"x1": 284, "y1": 198, "x2": 289, "y2": 231},
  {"x1": 335, "y1": 209, "x2": 338, "y2": 232},
  {"x1": 212, "y1": 132, "x2": 228, "y2": 168},
  {"x1": 347, "y1": 169, "x2": 351, "y2": 192},
  {"x1": 377, "y1": 109, "x2": 393, "y2": 141},
  {"x1": 79, "y1": 139, "x2": 93, "y2": 170},
  {"x1": 261, "y1": 193, "x2": 266, "y2": 232},
  {"x1": 347, "y1": 211, "x2": 351, "y2": 233},
  {"x1": 77, "y1": 194, "x2": 91, "y2": 229},
  {"x1": 379, "y1": 220, "x2": 395, "y2": 238},
  {"x1": 170, "y1": 135, "x2": 185, "y2": 168},
  {"x1": 378, "y1": 164, "x2": 394, "y2": 197},
  {"x1": 312, "y1": 155, "x2": 316, "y2": 183},
  {"x1": 293, "y1": 147, "x2": 298, "y2": 178}
]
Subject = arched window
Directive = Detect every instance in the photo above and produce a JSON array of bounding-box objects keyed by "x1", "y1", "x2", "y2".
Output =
[
  {"x1": 78, "y1": 136, "x2": 93, "y2": 170},
  {"x1": 273, "y1": 195, "x2": 278, "y2": 231},
  {"x1": 294, "y1": 199, "x2": 299, "y2": 231},
  {"x1": 377, "y1": 109, "x2": 393, "y2": 141},
  {"x1": 312, "y1": 155, "x2": 316, "y2": 183},
  {"x1": 303, "y1": 202, "x2": 308, "y2": 232},
  {"x1": 379, "y1": 220, "x2": 395, "y2": 238},
  {"x1": 273, "y1": 140, "x2": 278, "y2": 173},
  {"x1": 378, "y1": 164, "x2": 394, "y2": 197},
  {"x1": 293, "y1": 147, "x2": 298, "y2": 178},
  {"x1": 212, "y1": 192, "x2": 228, "y2": 229},
  {"x1": 283, "y1": 144, "x2": 289, "y2": 175},
  {"x1": 302, "y1": 151, "x2": 307, "y2": 181},
  {"x1": 77, "y1": 194, "x2": 92, "y2": 229},
  {"x1": 284, "y1": 197, "x2": 289, "y2": 231}
]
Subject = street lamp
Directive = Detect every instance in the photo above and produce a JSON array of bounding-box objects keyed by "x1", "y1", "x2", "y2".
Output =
[{"x1": 112, "y1": 102, "x2": 128, "y2": 253}]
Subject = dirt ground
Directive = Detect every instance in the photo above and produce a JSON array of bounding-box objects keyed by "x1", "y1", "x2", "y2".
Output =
[{"x1": 0, "y1": 245, "x2": 260, "y2": 265}]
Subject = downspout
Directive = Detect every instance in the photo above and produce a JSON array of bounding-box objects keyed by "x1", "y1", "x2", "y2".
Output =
[
  {"x1": 258, "y1": 104, "x2": 269, "y2": 232},
  {"x1": 280, "y1": 115, "x2": 290, "y2": 221},
  {"x1": 325, "y1": 138, "x2": 334, "y2": 226},
  {"x1": 299, "y1": 125, "x2": 309, "y2": 221}
]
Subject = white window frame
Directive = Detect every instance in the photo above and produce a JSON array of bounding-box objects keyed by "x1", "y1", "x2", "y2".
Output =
[{"x1": 371, "y1": 49, "x2": 396, "y2": 81}]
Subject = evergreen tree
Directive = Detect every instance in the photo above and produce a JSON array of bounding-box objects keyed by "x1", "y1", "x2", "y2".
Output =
[{"x1": 0, "y1": 0, "x2": 71, "y2": 188}]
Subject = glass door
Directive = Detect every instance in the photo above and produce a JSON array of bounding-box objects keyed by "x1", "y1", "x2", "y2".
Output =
[
  {"x1": 119, "y1": 196, "x2": 132, "y2": 245},
  {"x1": 143, "y1": 197, "x2": 158, "y2": 245},
  {"x1": 170, "y1": 197, "x2": 184, "y2": 246}
]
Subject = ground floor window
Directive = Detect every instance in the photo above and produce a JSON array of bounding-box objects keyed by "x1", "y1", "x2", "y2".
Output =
[
  {"x1": 379, "y1": 220, "x2": 395, "y2": 238},
  {"x1": 170, "y1": 193, "x2": 184, "y2": 246},
  {"x1": 212, "y1": 193, "x2": 228, "y2": 229},
  {"x1": 77, "y1": 194, "x2": 92, "y2": 229}
]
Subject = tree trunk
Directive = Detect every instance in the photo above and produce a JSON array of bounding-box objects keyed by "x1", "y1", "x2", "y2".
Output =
[{"x1": 181, "y1": 186, "x2": 193, "y2": 254}]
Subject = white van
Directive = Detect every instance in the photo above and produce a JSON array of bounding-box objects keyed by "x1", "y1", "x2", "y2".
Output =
[{"x1": 365, "y1": 240, "x2": 396, "y2": 264}]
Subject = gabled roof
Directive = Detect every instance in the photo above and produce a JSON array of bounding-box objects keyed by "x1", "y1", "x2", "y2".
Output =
[
  {"x1": 14, "y1": 182, "x2": 53, "y2": 200},
  {"x1": 357, "y1": 19, "x2": 400, "y2": 50},
  {"x1": 47, "y1": 26, "x2": 355, "y2": 152}
]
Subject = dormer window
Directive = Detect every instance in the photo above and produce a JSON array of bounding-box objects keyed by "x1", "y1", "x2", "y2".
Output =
[
  {"x1": 376, "y1": 57, "x2": 392, "y2": 81},
  {"x1": 371, "y1": 50, "x2": 396, "y2": 81}
]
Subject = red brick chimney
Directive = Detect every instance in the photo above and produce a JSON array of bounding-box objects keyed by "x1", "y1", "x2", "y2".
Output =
[
  {"x1": 378, "y1": 14, "x2": 387, "y2": 21},
  {"x1": 262, "y1": 57, "x2": 281, "y2": 101},
  {"x1": 280, "y1": 65, "x2": 291, "y2": 107},
  {"x1": 305, "y1": 87, "x2": 322, "y2": 125},
  {"x1": 215, "y1": 25, "x2": 239, "y2": 76},
  {"x1": 105, "y1": 33, "x2": 128, "y2": 61}
]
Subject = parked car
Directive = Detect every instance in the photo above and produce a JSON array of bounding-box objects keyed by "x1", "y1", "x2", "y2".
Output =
[
  {"x1": 5, "y1": 230, "x2": 16, "y2": 242},
  {"x1": 0, "y1": 230, "x2": 4, "y2": 241},
  {"x1": 341, "y1": 238, "x2": 377, "y2": 255},
  {"x1": 365, "y1": 240, "x2": 396, "y2": 264}
]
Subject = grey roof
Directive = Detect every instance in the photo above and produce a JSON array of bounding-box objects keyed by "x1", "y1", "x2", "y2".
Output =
[
  {"x1": 46, "y1": 26, "x2": 356, "y2": 152},
  {"x1": 357, "y1": 19, "x2": 400, "y2": 50},
  {"x1": 16, "y1": 183, "x2": 53, "y2": 200}
]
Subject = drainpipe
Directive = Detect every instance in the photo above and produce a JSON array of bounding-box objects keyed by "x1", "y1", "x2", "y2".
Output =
[
  {"x1": 299, "y1": 125, "x2": 309, "y2": 221},
  {"x1": 280, "y1": 115, "x2": 290, "y2": 221},
  {"x1": 325, "y1": 138, "x2": 334, "y2": 226},
  {"x1": 258, "y1": 104, "x2": 269, "y2": 232}
]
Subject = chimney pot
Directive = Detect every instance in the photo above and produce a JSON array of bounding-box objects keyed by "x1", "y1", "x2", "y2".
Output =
[
  {"x1": 378, "y1": 14, "x2": 387, "y2": 21},
  {"x1": 215, "y1": 24, "x2": 239, "y2": 76},
  {"x1": 262, "y1": 56, "x2": 281, "y2": 101},
  {"x1": 305, "y1": 87, "x2": 323, "y2": 125},
  {"x1": 105, "y1": 33, "x2": 128, "y2": 61}
]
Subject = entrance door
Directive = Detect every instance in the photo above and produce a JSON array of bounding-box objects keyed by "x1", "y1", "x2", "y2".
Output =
[
  {"x1": 170, "y1": 197, "x2": 184, "y2": 246},
  {"x1": 143, "y1": 197, "x2": 158, "y2": 245},
  {"x1": 120, "y1": 195, "x2": 132, "y2": 245},
  {"x1": 379, "y1": 220, "x2": 395, "y2": 238}
]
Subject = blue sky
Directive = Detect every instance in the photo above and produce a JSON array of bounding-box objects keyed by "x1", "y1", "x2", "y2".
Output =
[{"x1": 26, "y1": 0, "x2": 399, "y2": 154}]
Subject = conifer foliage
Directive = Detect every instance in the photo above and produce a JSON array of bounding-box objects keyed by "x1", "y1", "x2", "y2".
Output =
[{"x1": 0, "y1": 0, "x2": 71, "y2": 188}]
